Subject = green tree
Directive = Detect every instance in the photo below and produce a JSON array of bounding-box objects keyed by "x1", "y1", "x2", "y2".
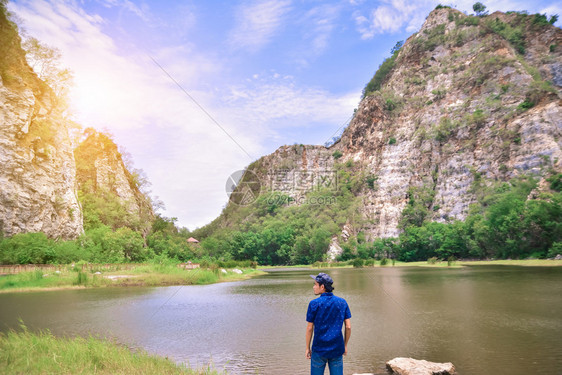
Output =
[
  {"x1": 0, "y1": 232, "x2": 55, "y2": 264},
  {"x1": 22, "y1": 37, "x2": 73, "y2": 106},
  {"x1": 473, "y1": 2, "x2": 488, "y2": 17}
]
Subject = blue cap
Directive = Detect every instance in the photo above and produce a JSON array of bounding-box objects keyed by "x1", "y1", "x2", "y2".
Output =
[{"x1": 310, "y1": 272, "x2": 333, "y2": 286}]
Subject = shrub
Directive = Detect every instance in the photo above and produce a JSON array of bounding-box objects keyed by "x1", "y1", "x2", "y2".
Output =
[
  {"x1": 517, "y1": 100, "x2": 534, "y2": 110},
  {"x1": 352, "y1": 258, "x2": 364, "y2": 268},
  {"x1": 447, "y1": 255, "x2": 456, "y2": 266},
  {"x1": 380, "y1": 257, "x2": 389, "y2": 266},
  {"x1": 518, "y1": 81, "x2": 557, "y2": 111},
  {"x1": 388, "y1": 137, "x2": 397, "y2": 145},
  {"x1": 485, "y1": 18, "x2": 525, "y2": 54},
  {"x1": 431, "y1": 89, "x2": 446, "y2": 100},
  {"x1": 74, "y1": 271, "x2": 88, "y2": 286},
  {"x1": 0, "y1": 233, "x2": 55, "y2": 264},
  {"x1": 363, "y1": 41, "x2": 403, "y2": 97},
  {"x1": 332, "y1": 150, "x2": 343, "y2": 159},
  {"x1": 547, "y1": 174, "x2": 562, "y2": 192},
  {"x1": 384, "y1": 99, "x2": 397, "y2": 111},
  {"x1": 531, "y1": 13, "x2": 550, "y2": 27},
  {"x1": 366, "y1": 175, "x2": 378, "y2": 190},
  {"x1": 456, "y1": 15, "x2": 480, "y2": 26},
  {"x1": 420, "y1": 24, "x2": 446, "y2": 51},
  {"x1": 433, "y1": 117, "x2": 458, "y2": 142},
  {"x1": 469, "y1": 109, "x2": 486, "y2": 126},
  {"x1": 427, "y1": 256, "x2": 438, "y2": 264},
  {"x1": 547, "y1": 242, "x2": 562, "y2": 258}
]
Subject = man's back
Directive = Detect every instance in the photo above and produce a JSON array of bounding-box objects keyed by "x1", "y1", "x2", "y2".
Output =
[
  {"x1": 306, "y1": 273, "x2": 351, "y2": 375},
  {"x1": 307, "y1": 292, "x2": 351, "y2": 358}
]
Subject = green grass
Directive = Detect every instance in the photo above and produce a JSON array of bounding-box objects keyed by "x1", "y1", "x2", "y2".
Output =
[
  {"x1": 0, "y1": 264, "x2": 265, "y2": 293},
  {"x1": 458, "y1": 259, "x2": 562, "y2": 267},
  {"x1": 0, "y1": 325, "x2": 224, "y2": 375},
  {"x1": 391, "y1": 259, "x2": 562, "y2": 268}
]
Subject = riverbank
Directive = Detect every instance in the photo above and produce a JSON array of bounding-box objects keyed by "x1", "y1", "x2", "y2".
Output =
[
  {"x1": 0, "y1": 326, "x2": 224, "y2": 374},
  {"x1": 0, "y1": 263, "x2": 264, "y2": 293},
  {"x1": 307, "y1": 258, "x2": 562, "y2": 269},
  {"x1": 392, "y1": 259, "x2": 562, "y2": 267},
  {"x1": 2, "y1": 259, "x2": 560, "y2": 293}
]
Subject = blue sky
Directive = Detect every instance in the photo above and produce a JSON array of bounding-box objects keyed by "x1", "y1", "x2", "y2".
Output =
[{"x1": 9, "y1": 0, "x2": 561, "y2": 230}]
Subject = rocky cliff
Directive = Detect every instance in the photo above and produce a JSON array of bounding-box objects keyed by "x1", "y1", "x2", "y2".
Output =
[
  {"x1": 0, "y1": 5, "x2": 153, "y2": 240},
  {"x1": 0, "y1": 6, "x2": 82, "y2": 239},
  {"x1": 238, "y1": 8, "x2": 562, "y2": 240},
  {"x1": 74, "y1": 130, "x2": 154, "y2": 233}
]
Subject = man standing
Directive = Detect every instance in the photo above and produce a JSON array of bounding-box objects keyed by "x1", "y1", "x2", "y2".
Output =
[{"x1": 306, "y1": 272, "x2": 352, "y2": 375}]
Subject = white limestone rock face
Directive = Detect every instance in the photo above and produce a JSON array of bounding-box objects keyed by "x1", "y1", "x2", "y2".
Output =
[
  {"x1": 230, "y1": 8, "x2": 561, "y2": 242},
  {"x1": 326, "y1": 236, "x2": 343, "y2": 261},
  {"x1": 332, "y1": 8, "x2": 562, "y2": 239},
  {"x1": 0, "y1": 78, "x2": 83, "y2": 239}
]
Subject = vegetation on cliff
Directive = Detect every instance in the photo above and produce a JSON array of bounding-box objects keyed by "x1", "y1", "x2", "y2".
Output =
[
  {"x1": 74, "y1": 129, "x2": 154, "y2": 234},
  {"x1": 190, "y1": 160, "x2": 364, "y2": 265}
]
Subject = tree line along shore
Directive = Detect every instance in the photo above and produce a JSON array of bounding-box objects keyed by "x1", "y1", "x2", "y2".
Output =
[{"x1": 1, "y1": 257, "x2": 561, "y2": 293}]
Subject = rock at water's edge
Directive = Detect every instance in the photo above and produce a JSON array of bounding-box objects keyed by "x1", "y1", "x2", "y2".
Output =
[{"x1": 386, "y1": 357, "x2": 456, "y2": 375}]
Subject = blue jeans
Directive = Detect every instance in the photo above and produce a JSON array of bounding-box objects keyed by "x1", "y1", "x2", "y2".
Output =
[{"x1": 310, "y1": 352, "x2": 343, "y2": 375}]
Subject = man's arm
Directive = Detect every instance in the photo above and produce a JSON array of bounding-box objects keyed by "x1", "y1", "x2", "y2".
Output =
[
  {"x1": 343, "y1": 318, "x2": 351, "y2": 355},
  {"x1": 305, "y1": 322, "x2": 314, "y2": 359}
]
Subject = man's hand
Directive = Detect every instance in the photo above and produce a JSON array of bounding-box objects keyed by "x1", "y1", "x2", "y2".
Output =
[
  {"x1": 305, "y1": 322, "x2": 314, "y2": 359},
  {"x1": 343, "y1": 318, "x2": 351, "y2": 356}
]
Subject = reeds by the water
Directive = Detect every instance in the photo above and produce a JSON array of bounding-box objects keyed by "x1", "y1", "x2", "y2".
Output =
[{"x1": 0, "y1": 325, "x2": 224, "y2": 374}]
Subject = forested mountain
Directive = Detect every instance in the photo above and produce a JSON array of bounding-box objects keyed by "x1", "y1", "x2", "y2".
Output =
[{"x1": 192, "y1": 6, "x2": 562, "y2": 264}]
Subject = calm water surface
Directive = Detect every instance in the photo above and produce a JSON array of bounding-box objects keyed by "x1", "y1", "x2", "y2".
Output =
[{"x1": 1, "y1": 266, "x2": 561, "y2": 374}]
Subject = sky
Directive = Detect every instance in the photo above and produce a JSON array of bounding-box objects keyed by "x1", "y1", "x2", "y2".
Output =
[{"x1": 8, "y1": 0, "x2": 561, "y2": 230}]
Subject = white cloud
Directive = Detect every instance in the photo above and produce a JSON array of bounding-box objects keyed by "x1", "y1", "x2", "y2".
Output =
[
  {"x1": 223, "y1": 74, "x2": 357, "y2": 140},
  {"x1": 354, "y1": 0, "x2": 434, "y2": 38},
  {"x1": 300, "y1": 4, "x2": 341, "y2": 58},
  {"x1": 229, "y1": 0, "x2": 292, "y2": 51},
  {"x1": 97, "y1": 0, "x2": 150, "y2": 22}
]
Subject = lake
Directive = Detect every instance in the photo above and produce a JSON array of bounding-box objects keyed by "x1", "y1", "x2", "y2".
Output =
[{"x1": 1, "y1": 266, "x2": 561, "y2": 374}]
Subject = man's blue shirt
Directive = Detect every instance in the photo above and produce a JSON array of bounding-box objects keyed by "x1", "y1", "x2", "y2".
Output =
[{"x1": 306, "y1": 292, "x2": 351, "y2": 358}]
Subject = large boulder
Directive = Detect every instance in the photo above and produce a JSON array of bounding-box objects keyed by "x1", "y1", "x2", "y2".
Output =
[{"x1": 386, "y1": 357, "x2": 456, "y2": 375}]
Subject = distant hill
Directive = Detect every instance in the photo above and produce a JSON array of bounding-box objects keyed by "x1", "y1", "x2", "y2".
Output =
[{"x1": 193, "y1": 7, "x2": 562, "y2": 263}]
